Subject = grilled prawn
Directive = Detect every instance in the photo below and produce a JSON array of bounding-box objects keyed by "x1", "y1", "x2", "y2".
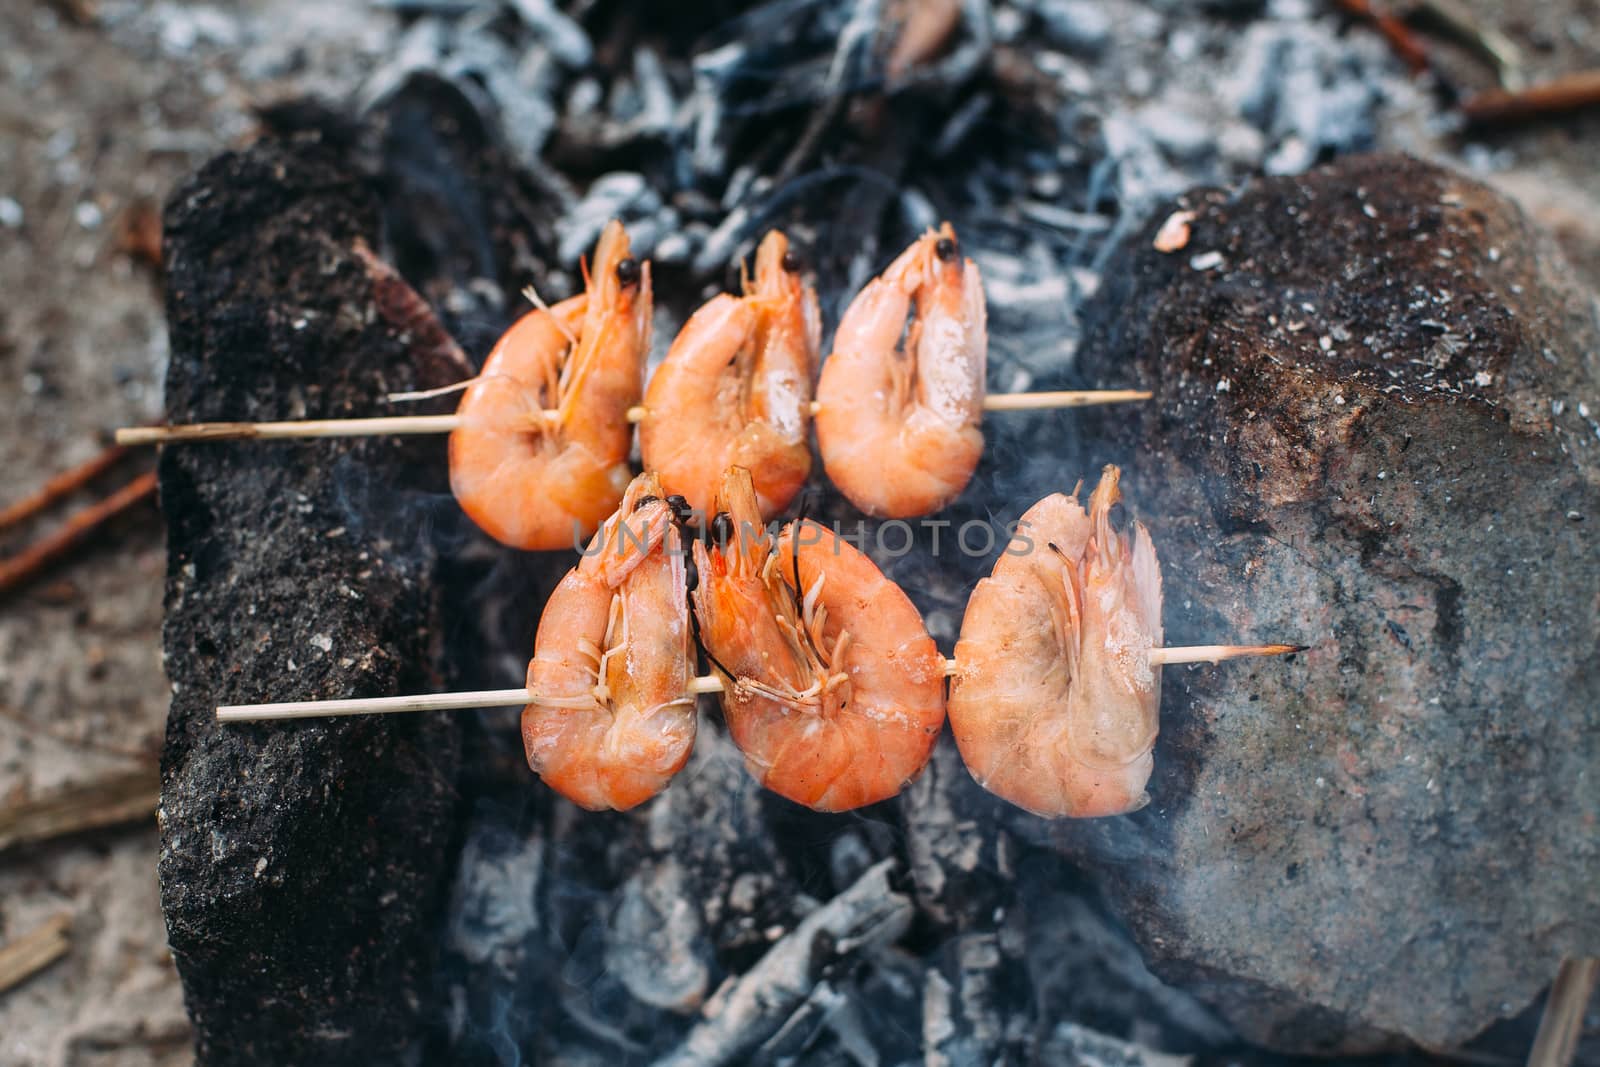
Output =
[
  {"x1": 692, "y1": 466, "x2": 945, "y2": 811},
  {"x1": 450, "y1": 220, "x2": 651, "y2": 551},
  {"x1": 814, "y1": 223, "x2": 987, "y2": 518},
  {"x1": 640, "y1": 230, "x2": 820, "y2": 520},
  {"x1": 522, "y1": 472, "x2": 696, "y2": 810},
  {"x1": 947, "y1": 465, "x2": 1164, "y2": 818}
]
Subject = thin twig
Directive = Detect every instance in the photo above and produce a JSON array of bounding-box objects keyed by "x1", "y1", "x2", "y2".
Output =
[
  {"x1": 0, "y1": 471, "x2": 158, "y2": 598},
  {"x1": 1332, "y1": 0, "x2": 1430, "y2": 74},
  {"x1": 1462, "y1": 70, "x2": 1600, "y2": 124},
  {"x1": 1413, "y1": 0, "x2": 1525, "y2": 90},
  {"x1": 0, "y1": 767, "x2": 160, "y2": 855},
  {"x1": 0, "y1": 914, "x2": 72, "y2": 996},
  {"x1": 0, "y1": 444, "x2": 131, "y2": 532},
  {"x1": 1527, "y1": 957, "x2": 1599, "y2": 1067}
]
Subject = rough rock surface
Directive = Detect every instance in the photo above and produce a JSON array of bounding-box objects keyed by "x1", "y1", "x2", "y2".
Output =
[
  {"x1": 157, "y1": 132, "x2": 464, "y2": 1065},
  {"x1": 1069, "y1": 152, "x2": 1600, "y2": 1053}
]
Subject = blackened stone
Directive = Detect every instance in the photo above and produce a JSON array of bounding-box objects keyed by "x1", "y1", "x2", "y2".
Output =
[
  {"x1": 1070, "y1": 152, "x2": 1600, "y2": 1053},
  {"x1": 157, "y1": 131, "x2": 463, "y2": 1065}
]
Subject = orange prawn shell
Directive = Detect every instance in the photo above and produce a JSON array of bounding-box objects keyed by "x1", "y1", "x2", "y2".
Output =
[
  {"x1": 814, "y1": 222, "x2": 987, "y2": 519},
  {"x1": 693, "y1": 469, "x2": 945, "y2": 811},
  {"x1": 640, "y1": 230, "x2": 819, "y2": 520},
  {"x1": 948, "y1": 468, "x2": 1163, "y2": 818},
  {"x1": 522, "y1": 473, "x2": 696, "y2": 811},
  {"x1": 449, "y1": 220, "x2": 651, "y2": 550}
]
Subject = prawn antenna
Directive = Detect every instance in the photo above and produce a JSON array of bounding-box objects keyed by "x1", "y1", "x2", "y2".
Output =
[
  {"x1": 700, "y1": 644, "x2": 739, "y2": 684},
  {"x1": 791, "y1": 521, "x2": 806, "y2": 597},
  {"x1": 788, "y1": 488, "x2": 819, "y2": 595},
  {"x1": 521, "y1": 283, "x2": 579, "y2": 349}
]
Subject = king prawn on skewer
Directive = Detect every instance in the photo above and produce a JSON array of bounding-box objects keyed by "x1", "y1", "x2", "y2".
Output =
[
  {"x1": 521, "y1": 472, "x2": 696, "y2": 811},
  {"x1": 640, "y1": 230, "x2": 821, "y2": 521},
  {"x1": 692, "y1": 466, "x2": 945, "y2": 812},
  {"x1": 814, "y1": 223, "x2": 987, "y2": 519},
  {"x1": 448, "y1": 219, "x2": 652, "y2": 551},
  {"x1": 947, "y1": 465, "x2": 1164, "y2": 818}
]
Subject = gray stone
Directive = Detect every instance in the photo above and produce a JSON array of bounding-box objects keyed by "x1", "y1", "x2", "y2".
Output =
[{"x1": 1069, "y1": 152, "x2": 1600, "y2": 1053}]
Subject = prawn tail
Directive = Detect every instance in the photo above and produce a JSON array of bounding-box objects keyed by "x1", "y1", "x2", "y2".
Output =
[{"x1": 1130, "y1": 521, "x2": 1164, "y2": 649}]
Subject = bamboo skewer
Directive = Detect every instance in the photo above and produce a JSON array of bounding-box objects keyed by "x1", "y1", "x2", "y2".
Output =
[
  {"x1": 216, "y1": 644, "x2": 1306, "y2": 722},
  {"x1": 115, "y1": 390, "x2": 1154, "y2": 446}
]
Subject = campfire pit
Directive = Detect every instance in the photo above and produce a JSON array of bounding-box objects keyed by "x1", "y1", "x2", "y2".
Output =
[{"x1": 149, "y1": 3, "x2": 1599, "y2": 1065}]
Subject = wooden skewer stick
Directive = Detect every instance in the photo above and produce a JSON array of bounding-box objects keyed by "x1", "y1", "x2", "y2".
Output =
[
  {"x1": 116, "y1": 390, "x2": 1154, "y2": 446},
  {"x1": 216, "y1": 643, "x2": 1306, "y2": 722}
]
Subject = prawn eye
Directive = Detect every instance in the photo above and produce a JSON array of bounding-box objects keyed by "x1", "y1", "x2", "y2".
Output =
[
  {"x1": 781, "y1": 248, "x2": 805, "y2": 274},
  {"x1": 934, "y1": 236, "x2": 958, "y2": 262},
  {"x1": 666, "y1": 494, "x2": 693, "y2": 524},
  {"x1": 711, "y1": 511, "x2": 734, "y2": 548},
  {"x1": 634, "y1": 494, "x2": 660, "y2": 512},
  {"x1": 616, "y1": 257, "x2": 642, "y2": 288}
]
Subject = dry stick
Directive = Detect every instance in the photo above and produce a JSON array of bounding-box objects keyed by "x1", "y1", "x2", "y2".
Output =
[
  {"x1": 0, "y1": 471, "x2": 159, "y2": 598},
  {"x1": 0, "y1": 767, "x2": 161, "y2": 856},
  {"x1": 1463, "y1": 70, "x2": 1600, "y2": 124},
  {"x1": 0, "y1": 443, "x2": 130, "y2": 532},
  {"x1": 115, "y1": 390, "x2": 1155, "y2": 446},
  {"x1": 0, "y1": 914, "x2": 71, "y2": 996},
  {"x1": 216, "y1": 644, "x2": 1307, "y2": 722},
  {"x1": 1527, "y1": 957, "x2": 1599, "y2": 1067},
  {"x1": 1332, "y1": 0, "x2": 1430, "y2": 74}
]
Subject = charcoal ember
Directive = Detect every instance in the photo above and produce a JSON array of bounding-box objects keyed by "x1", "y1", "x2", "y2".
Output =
[
  {"x1": 157, "y1": 132, "x2": 463, "y2": 1064},
  {"x1": 642, "y1": 723, "x2": 795, "y2": 956},
  {"x1": 903, "y1": 740, "x2": 1017, "y2": 929},
  {"x1": 1030, "y1": 0, "x2": 1113, "y2": 55},
  {"x1": 653, "y1": 859, "x2": 914, "y2": 1067},
  {"x1": 922, "y1": 932, "x2": 1010, "y2": 1067},
  {"x1": 606, "y1": 857, "x2": 713, "y2": 1013},
  {"x1": 1008, "y1": 863, "x2": 1232, "y2": 1051},
  {"x1": 1070, "y1": 153, "x2": 1600, "y2": 1053},
  {"x1": 1036, "y1": 1022, "x2": 1194, "y2": 1067}
]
